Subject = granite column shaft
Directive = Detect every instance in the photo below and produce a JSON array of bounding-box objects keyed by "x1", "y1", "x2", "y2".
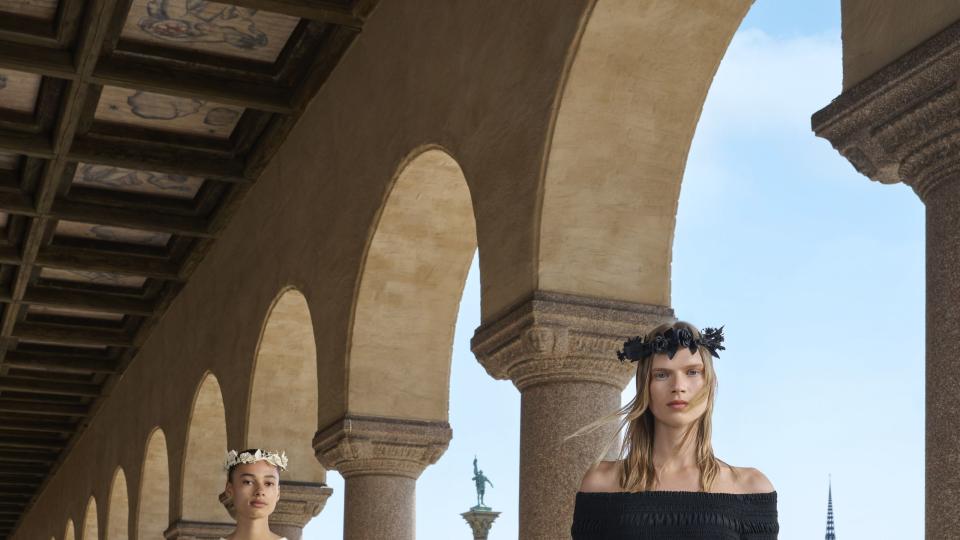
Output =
[
  {"x1": 812, "y1": 22, "x2": 960, "y2": 535},
  {"x1": 313, "y1": 415, "x2": 451, "y2": 540},
  {"x1": 473, "y1": 291, "x2": 672, "y2": 539},
  {"x1": 925, "y1": 178, "x2": 960, "y2": 533}
]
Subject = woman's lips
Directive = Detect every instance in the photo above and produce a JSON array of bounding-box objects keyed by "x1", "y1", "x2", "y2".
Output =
[
  {"x1": 668, "y1": 401, "x2": 688, "y2": 409},
  {"x1": 251, "y1": 500, "x2": 268, "y2": 508}
]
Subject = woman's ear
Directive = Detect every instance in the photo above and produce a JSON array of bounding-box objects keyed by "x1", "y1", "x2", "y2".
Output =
[{"x1": 224, "y1": 481, "x2": 233, "y2": 497}]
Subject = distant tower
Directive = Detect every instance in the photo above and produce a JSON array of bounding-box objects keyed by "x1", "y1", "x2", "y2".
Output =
[{"x1": 825, "y1": 476, "x2": 836, "y2": 540}]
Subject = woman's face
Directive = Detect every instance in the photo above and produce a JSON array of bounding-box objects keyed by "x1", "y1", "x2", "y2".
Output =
[
  {"x1": 225, "y1": 460, "x2": 280, "y2": 519},
  {"x1": 647, "y1": 347, "x2": 708, "y2": 428}
]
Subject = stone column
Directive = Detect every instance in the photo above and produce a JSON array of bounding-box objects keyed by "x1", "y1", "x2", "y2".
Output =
[
  {"x1": 163, "y1": 519, "x2": 234, "y2": 540},
  {"x1": 219, "y1": 481, "x2": 334, "y2": 540},
  {"x1": 313, "y1": 415, "x2": 452, "y2": 540},
  {"x1": 471, "y1": 291, "x2": 672, "y2": 539},
  {"x1": 812, "y1": 20, "x2": 960, "y2": 538}
]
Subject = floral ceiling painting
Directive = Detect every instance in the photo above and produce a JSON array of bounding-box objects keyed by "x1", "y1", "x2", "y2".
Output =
[{"x1": 120, "y1": 0, "x2": 301, "y2": 63}]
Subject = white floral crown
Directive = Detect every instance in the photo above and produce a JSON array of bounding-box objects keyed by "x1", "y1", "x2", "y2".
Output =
[{"x1": 223, "y1": 449, "x2": 289, "y2": 472}]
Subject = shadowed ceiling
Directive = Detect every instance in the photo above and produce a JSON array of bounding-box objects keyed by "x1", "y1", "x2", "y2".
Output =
[{"x1": 0, "y1": 0, "x2": 377, "y2": 535}]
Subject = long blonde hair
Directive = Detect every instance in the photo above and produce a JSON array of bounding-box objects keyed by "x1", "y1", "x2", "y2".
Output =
[{"x1": 570, "y1": 321, "x2": 725, "y2": 492}]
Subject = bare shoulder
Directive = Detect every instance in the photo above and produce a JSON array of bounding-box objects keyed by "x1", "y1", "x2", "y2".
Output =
[
  {"x1": 578, "y1": 460, "x2": 621, "y2": 493},
  {"x1": 733, "y1": 466, "x2": 775, "y2": 493}
]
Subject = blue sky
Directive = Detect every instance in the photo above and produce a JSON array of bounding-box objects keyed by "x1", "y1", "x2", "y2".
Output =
[{"x1": 307, "y1": 1, "x2": 925, "y2": 538}]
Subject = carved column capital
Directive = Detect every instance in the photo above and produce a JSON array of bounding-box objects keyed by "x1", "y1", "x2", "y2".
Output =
[
  {"x1": 461, "y1": 508, "x2": 501, "y2": 540},
  {"x1": 471, "y1": 291, "x2": 673, "y2": 391},
  {"x1": 163, "y1": 519, "x2": 234, "y2": 540},
  {"x1": 312, "y1": 415, "x2": 452, "y2": 479},
  {"x1": 813, "y1": 20, "x2": 960, "y2": 202}
]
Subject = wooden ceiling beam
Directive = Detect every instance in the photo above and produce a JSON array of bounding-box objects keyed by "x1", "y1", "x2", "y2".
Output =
[
  {"x1": 0, "y1": 376, "x2": 100, "y2": 397},
  {"x1": 13, "y1": 323, "x2": 134, "y2": 348},
  {"x1": 36, "y1": 245, "x2": 184, "y2": 281},
  {"x1": 0, "y1": 246, "x2": 20, "y2": 266},
  {"x1": 215, "y1": 0, "x2": 365, "y2": 27},
  {"x1": 3, "y1": 350, "x2": 116, "y2": 374},
  {"x1": 69, "y1": 137, "x2": 248, "y2": 181},
  {"x1": 51, "y1": 200, "x2": 215, "y2": 238},
  {"x1": 0, "y1": 464, "x2": 47, "y2": 476},
  {"x1": 0, "y1": 436, "x2": 64, "y2": 451},
  {"x1": 0, "y1": 0, "x2": 123, "y2": 352},
  {"x1": 0, "y1": 129, "x2": 54, "y2": 159},
  {"x1": 0, "y1": 190, "x2": 36, "y2": 216},
  {"x1": 23, "y1": 288, "x2": 155, "y2": 316},
  {"x1": 0, "y1": 399, "x2": 88, "y2": 417},
  {"x1": 92, "y1": 60, "x2": 294, "y2": 114},
  {"x1": 0, "y1": 40, "x2": 77, "y2": 79},
  {"x1": 0, "y1": 419, "x2": 75, "y2": 435}
]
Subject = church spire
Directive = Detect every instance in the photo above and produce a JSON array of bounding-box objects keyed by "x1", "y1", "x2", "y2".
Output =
[{"x1": 825, "y1": 475, "x2": 836, "y2": 540}]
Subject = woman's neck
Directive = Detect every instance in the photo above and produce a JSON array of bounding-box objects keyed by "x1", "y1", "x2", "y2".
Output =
[
  {"x1": 651, "y1": 421, "x2": 699, "y2": 472},
  {"x1": 229, "y1": 516, "x2": 275, "y2": 540}
]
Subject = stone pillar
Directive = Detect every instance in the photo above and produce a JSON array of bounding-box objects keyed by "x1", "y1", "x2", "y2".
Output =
[
  {"x1": 313, "y1": 415, "x2": 452, "y2": 540},
  {"x1": 812, "y1": 20, "x2": 960, "y2": 538},
  {"x1": 219, "y1": 481, "x2": 334, "y2": 540},
  {"x1": 471, "y1": 291, "x2": 672, "y2": 540},
  {"x1": 461, "y1": 507, "x2": 501, "y2": 540},
  {"x1": 163, "y1": 519, "x2": 234, "y2": 540}
]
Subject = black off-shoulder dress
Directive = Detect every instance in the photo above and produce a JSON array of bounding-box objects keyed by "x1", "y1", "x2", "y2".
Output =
[{"x1": 571, "y1": 490, "x2": 779, "y2": 539}]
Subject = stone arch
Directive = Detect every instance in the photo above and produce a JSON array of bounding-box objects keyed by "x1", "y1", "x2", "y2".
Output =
[
  {"x1": 81, "y1": 497, "x2": 97, "y2": 540},
  {"x1": 347, "y1": 147, "x2": 478, "y2": 421},
  {"x1": 64, "y1": 519, "x2": 75, "y2": 540},
  {"x1": 137, "y1": 428, "x2": 169, "y2": 539},
  {"x1": 106, "y1": 468, "x2": 128, "y2": 539},
  {"x1": 181, "y1": 374, "x2": 229, "y2": 521},
  {"x1": 538, "y1": 0, "x2": 752, "y2": 305},
  {"x1": 247, "y1": 288, "x2": 324, "y2": 482}
]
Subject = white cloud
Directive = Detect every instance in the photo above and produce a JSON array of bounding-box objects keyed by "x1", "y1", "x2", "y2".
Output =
[
  {"x1": 696, "y1": 28, "x2": 843, "y2": 138},
  {"x1": 678, "y1": 29, "x2": 845, "y2": 224}
]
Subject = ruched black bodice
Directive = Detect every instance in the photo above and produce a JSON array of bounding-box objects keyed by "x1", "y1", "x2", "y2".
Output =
[{"x1": 571, "y1": 490, "x2": 779, "y2": 539}]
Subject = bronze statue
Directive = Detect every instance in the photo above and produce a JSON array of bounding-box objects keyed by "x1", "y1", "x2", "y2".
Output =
[{"x1": 472, "y1": 456, "x2": 494, "y2": 508}]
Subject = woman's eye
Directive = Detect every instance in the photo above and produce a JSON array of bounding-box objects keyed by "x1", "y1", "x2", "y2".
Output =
[
  {"x1": 653, "y1": 372, "x2": 668, "y2": 380},
  {"x1": 266, "y1": 483, "x2": 274, "y2": 487},
  {"x1": 688, "y1": 370, "x2": 701, "y2": 376},
  {"x1": 243, "y1": 480, "x2": 252, "y2": 485}
]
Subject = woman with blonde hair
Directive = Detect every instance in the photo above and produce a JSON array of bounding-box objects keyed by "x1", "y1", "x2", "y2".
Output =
[{"x1": 570, "y1": 322, "x2": 779, "y2": 538}]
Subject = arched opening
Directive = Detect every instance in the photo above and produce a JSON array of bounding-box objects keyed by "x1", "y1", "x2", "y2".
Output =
[
  {"x1": 181, "y1": 374, "x2": 229, "y2": 522},
  {"x1": 81, "y1": 497, "x2": 97, "y2": 540},
  {"x1": 538, "y1": 0, "x2": 751, "y2": 305},
  {"x1": 138, "y1": 428, "x2": 169, "y2": 538},
  {"x1": 247, "y1": 288, "x2": 323, "y2": 482},
  {"x1": 106, "y1": 468, "x2": 128, "y2": 539},
  {"x1": 348, "y1": 147, "x2": 478, "y2": 421}
]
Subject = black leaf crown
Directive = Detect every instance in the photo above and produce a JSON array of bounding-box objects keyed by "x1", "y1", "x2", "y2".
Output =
[{"x1": 616, "y1": 326, "x2": 725, "y2": 362}]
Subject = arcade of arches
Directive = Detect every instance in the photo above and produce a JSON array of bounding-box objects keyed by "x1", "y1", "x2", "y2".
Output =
[{"x1": 5, "y1": 0, "x2": 960, "y2": 539}]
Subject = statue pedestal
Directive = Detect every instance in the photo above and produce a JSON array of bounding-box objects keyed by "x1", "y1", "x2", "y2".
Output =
[{"x1": 461, "y1": 506, "x2": 501, "y2": 540}]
